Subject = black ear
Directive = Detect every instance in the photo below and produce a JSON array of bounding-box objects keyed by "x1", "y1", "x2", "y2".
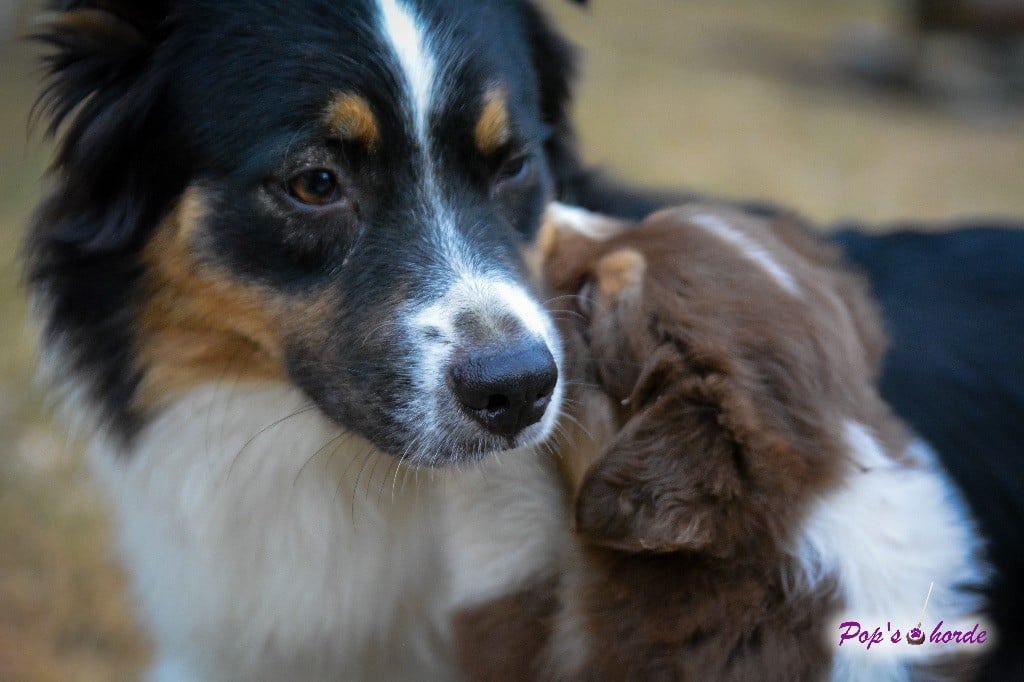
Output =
[
  {"x1": 26, "y1": 2, "x2": 183, "y2": 441},
  {"x1": 519, "y1": 2, "x2": 585, "y2": 199},
  {"x1": 31, "y1": 0, "x2": 182, "y2": 252}
]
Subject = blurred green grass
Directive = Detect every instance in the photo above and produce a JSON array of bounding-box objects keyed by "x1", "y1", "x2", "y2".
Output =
[{"x1": 0, "y1": 1, "x2": 1022, "y2": 680}]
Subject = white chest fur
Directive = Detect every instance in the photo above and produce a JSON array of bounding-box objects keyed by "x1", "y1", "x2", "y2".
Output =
[{"x1": 89, "y1": 385, "x2": 462, "y2": 681}]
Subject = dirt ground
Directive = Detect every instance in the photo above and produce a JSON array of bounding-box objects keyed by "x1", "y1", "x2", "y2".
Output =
[{"x1": 0, "y1": 1, "x2": 1021, "y2": 680}]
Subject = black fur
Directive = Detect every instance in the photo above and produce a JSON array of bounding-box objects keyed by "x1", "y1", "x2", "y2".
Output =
[
  {"x1": 27, "y1": 0, "x2": 621, "y2": 453},
  {"x1": 30, "y1": 0, "x2": 188, "y2": 439}
]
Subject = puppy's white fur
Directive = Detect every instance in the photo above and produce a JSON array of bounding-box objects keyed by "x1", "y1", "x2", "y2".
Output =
[{"x1": 790, "y1": 422, "x2": 987, "y2": 681}]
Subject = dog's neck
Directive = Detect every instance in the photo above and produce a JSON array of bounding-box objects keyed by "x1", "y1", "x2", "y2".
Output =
[
  {"x1": 93, "y1": 382, "x2": 435, "y2": 514},
  {"x1": 85, "y1": 383, "x2": 460, "y2": 679}
]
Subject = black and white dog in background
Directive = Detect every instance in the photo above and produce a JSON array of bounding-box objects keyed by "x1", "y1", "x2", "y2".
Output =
[{"x1": 27, "y1": 0, "x2": 1022, "y2": 679}]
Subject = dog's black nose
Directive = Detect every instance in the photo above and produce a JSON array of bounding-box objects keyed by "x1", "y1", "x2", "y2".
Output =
[{"x1": 449, "y1": 340, "x2": 557, "y2": 438}]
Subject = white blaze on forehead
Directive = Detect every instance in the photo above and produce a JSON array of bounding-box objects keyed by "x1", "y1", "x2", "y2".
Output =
[
  {"x1": 688, "y1": 212, "x2": 801, "y2": 296},
  {"x1": 377, "y1": 0, "x2": 436, "y2": 140},
  {"x1": 377, "y1": 0, "x2": 462, "y2": 254}
]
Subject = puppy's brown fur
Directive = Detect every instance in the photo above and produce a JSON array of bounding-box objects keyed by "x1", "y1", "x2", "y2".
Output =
[{"x1": 455, "y1": 204, "x2": 984, "y2": 681}]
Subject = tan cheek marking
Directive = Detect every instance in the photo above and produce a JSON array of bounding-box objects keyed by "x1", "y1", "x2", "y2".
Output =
[
  {"x1": 475, "y1": 86, "x2": 510, "y2": 155},
  {"x1": 596, "y1": 248, "x2": 647, "y2": 298},
  {"x1": 137, "y1": 188, "x2": 333, "y2": 409},
  {"x1": 324, "y1": 93, "x2": 380, "y2": 148}
]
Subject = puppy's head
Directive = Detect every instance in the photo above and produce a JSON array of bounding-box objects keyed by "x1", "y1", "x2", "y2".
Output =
[
  {"x1": 29, "y1": 0, "x2": 590, "y2": 465},
  {"x1": 538, "y1": 204, "x2": 890, "y2": 557}
]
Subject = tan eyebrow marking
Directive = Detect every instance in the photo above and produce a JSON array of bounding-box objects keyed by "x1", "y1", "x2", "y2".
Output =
[
  {"x1": 324, "y1": 93, "x2": 380, "y2": 148},
  {"x1": 474, "y1": 85, "x2": 510, "y2": 155}
]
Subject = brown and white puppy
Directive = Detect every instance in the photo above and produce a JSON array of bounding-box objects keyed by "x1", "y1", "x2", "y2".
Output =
[{"x1": 455, "y1": 203, "x2": 989, "y2": 681}]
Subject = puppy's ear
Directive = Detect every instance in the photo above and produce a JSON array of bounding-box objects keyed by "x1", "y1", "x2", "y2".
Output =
[
  {"x1": 575, "y1": 346, "x2": 806, "y2": 557},
  {"x1": 32, "y1": 0, "x2": 181, "y2": 252},
  {"x1": 529, "y1": 203, "x2": 630, "y2": 282}
]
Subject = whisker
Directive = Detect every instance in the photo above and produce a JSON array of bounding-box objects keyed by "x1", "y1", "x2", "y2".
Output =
[
  {"x1": 293, "y1": 429, "x2": 352, "y2": 486},
  {"x1": 377, "y1": 457, "x2": 398, "y2": 507},
  {"x1": 217, "y1": 347, "x2": 258, "y2": 460},
  {"x1": 559, "y1": 412, "x2": 596, "y2": 443},
  {"x1": 226, "y1": 403, "x2": 319, "y2": 480},
  {"x1": 351, "y1": 446, "x2": 377, "y2": 516},
  {"x1": 360, "y1": 320, "x2": 401, "y2": 349},
  {"x1": 550, "y1": 310, "x2": 587, "y2": 322},
  {"x1": 542, "y1": 293, "x2": 591, "y2": 306},
  {"x1": 562, "y1": 379, "x2": 602, "y2": 390}
]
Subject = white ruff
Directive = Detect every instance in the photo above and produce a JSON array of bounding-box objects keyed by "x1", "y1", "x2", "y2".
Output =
[
  {"x1": 788, "y1": 421, "x2": 988, "y2": 682},
  {"x1": 89, "y1": 384, "x2": 459, "y2": 681}
]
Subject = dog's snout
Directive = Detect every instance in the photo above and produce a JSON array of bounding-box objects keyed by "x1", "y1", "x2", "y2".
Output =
[{"x1": 449, "y1": 340, "x2": 558, "y2": 438}]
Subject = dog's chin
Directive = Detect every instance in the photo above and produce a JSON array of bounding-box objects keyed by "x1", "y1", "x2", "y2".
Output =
[{"x1": 396, "y1": 414, "x2": 561, "y2": 468}]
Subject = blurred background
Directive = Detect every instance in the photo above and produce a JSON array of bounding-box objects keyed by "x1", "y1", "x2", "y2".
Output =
[{"x1": 1, "y1": 1, "x2": 1022, "y2": 679}]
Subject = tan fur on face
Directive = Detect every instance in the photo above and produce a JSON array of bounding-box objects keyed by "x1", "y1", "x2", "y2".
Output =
[
  {"x1": 137, "y1": 188, "x2": 333, "y2": 409},
  {"x1": 475, "y1": 86, "x2": 511, "y2": 155},
  {"x1": 324, "y1": 93, "x2": 380, "y2": 148}
]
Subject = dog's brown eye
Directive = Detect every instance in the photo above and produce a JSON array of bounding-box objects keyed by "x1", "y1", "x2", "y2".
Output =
[
  {"x1": 495, "y1": 155, "x2": 531, "y2": 185},
  {"x1": 287, "y1": 169, "x2": 341, "y2": 206}
]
